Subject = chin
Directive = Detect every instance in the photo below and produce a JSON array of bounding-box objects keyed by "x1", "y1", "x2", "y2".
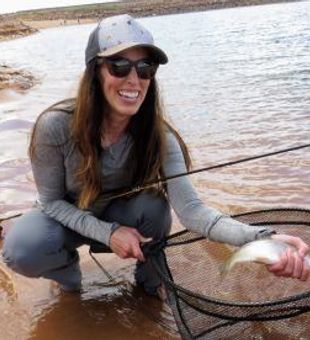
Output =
[{"x1": 120, "y1": 106, "x2": 141, "y2": 117}]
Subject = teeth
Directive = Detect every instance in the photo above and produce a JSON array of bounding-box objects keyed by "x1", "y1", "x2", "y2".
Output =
[{"x1": 119, "y1": 90, "x2": 139, "y2": 99}]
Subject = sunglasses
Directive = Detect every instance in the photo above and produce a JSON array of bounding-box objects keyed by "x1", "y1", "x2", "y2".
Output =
[{"x1": 102, "y1": 57, "x2": 158, "y2": 80}]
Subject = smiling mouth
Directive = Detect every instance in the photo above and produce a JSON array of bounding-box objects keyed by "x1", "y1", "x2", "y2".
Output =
[{"x1": 118, "y1": 90, "x2": 139, "y2": 99}]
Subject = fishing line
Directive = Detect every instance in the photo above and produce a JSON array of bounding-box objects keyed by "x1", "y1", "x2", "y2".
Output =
[
  {"x1": 101, "y1": 142, "x2": 310, "y2": 201},
  {"x1": 88, "y1": 249, "x2": 117, "y2": 284},
  {"x1": 0, "y1": 143, "x2": 309, "y2": 224}
]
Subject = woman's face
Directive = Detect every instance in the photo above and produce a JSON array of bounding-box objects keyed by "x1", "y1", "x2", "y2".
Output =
[{"x1": 99, "y1": 47, "x2": 151, "y2": 121}]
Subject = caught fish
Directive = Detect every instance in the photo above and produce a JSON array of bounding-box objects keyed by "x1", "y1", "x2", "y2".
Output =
[{"x1": 221, "y1": 239, "x2": 310, "y2": 276}]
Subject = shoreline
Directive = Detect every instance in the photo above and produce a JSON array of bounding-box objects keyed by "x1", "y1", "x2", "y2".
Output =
[{"x1": 0, "y1": 0, "x2": 300, "y2": 41}]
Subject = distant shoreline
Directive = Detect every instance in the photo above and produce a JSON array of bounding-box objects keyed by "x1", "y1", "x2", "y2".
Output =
[{"x1": 0, "y1": 0, "x2": 300, "y2": 41}]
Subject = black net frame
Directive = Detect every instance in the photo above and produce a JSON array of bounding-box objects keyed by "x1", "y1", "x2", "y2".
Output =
[{"x1": 150, "y1": 208, "x2": 310, "y2": 339}]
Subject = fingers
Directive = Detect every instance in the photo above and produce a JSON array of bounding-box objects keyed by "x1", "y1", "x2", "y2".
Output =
[
  {"x1": 130, "y1": 230, "x2": 153, "y2": 261},
  {"x1": 267, "y1": 249, "x2": 291, "y2": 274},
  {"x1": 267, "y1": 250, "x2": 288, "y2": 273},
  {"x1": 272, "y1": 234, "x2": 310, "y2": 258},
  {"x1": 109, "y1": 226, "x2": 147, "y2": 262},
  {"x1": 270, "y1": 234, "x2": 310, "y2": 281},
  {"x1": 117, "y1": 238, "x2": 145, "y2": 261},
  {"x1": 298, "y1": 242, "x2": 310, "y2": 258},
  {"x1": 268, "y1": 248, "x2": 309, "y2": 281},
  {"x1": 113, "y1": 240, "x2": 145, "y2": 261},
  {"x1": 291, "y1": 251, "x2": 303, "y2": 279},
  {"x1": 132, "y1": 244, "x2": 145, "y2": 262},
  {"x1": 300, "y1": 260, "x2": 309, "y2": 281}
]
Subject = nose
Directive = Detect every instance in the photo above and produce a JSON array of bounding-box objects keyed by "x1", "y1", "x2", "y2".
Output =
[{"x1": 126, "y1": 65, "x2": 139, "y2": 83}]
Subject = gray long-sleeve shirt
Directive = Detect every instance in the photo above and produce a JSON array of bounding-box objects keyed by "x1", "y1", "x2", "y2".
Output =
[{"x1": 32, "y1": 110, "x2": 271, "y2": 246}]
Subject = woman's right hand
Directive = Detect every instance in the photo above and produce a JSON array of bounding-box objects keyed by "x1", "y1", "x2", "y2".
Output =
[{"x1": 109, "y1": 226, "x2": 152, "y2": 262}]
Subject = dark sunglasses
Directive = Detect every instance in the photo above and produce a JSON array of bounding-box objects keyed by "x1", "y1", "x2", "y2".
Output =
[{"x1": 102, "y1": 57, "x2": 158, "y2": 80}]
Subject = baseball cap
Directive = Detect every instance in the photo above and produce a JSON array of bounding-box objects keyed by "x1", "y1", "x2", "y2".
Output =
[{"x1": 85, "y1": 14, "x2": 168, "y2": 65}]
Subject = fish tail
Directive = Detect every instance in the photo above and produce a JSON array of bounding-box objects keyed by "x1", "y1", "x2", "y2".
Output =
[{"x1": 219, "y1": 261, "x2": 231, "y2": 279}]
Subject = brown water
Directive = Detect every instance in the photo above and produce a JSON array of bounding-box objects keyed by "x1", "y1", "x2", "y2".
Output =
[{"x1": 0, "y1": 2, "x2": 309, "y2": 339}]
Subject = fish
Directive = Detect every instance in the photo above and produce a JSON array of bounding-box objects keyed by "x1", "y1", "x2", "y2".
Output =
[{"x1": 221, "y1": 239, "x2": 310, "y2": 276}]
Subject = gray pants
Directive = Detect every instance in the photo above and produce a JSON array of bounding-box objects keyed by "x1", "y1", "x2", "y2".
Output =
[{"x1": 2, "y1": 192, "x2": 172, "y2": 293}]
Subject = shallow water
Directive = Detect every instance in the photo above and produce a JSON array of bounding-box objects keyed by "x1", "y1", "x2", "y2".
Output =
[{"x1": 0, "y1": 1, "x2": 309, "y2": 339}]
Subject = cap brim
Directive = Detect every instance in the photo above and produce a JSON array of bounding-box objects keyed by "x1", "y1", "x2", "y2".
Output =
[{"x1": 96, "y1": 42, "x2": 168, "y2": 64}]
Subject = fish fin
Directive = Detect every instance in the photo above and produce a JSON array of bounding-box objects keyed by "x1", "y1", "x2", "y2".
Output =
[{"x1": 219, "y1": 261, "x2": 231, "y2": 279}]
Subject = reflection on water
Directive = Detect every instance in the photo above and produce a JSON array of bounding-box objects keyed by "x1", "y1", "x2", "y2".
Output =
[
  {"x1": 30, "y1": 285, "x2": 177, "y2": 340},
  {"x1": 0, "y1": 1, "x2": 309, "y2": 339}
]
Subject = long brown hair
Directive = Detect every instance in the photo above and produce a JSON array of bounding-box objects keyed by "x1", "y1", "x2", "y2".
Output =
[{"x1": 29, "y1": 58, "x2": 191, "y2": 209}]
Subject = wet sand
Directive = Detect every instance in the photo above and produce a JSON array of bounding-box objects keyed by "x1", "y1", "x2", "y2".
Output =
[{"x1": 0, "y1": 232, "x2": 181, "y2": 340}]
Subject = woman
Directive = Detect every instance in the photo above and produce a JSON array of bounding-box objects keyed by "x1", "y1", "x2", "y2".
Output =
[{"x1": 2, "y1": 14, "x2": 309, "y2": 298}]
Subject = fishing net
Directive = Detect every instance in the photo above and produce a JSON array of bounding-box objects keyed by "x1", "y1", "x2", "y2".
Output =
[{"x1": 150, "y1": 208, "x2": 310, "y2": 339}]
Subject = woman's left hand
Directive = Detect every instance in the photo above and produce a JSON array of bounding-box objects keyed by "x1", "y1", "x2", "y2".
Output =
[{"x1": 267, "y1": 234, "x2": 310, "y2": 281}]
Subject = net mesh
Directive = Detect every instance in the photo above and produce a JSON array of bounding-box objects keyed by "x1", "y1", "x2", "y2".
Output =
[{"x1": 150, "y1": 208, "x2": 310, "y2": 339}]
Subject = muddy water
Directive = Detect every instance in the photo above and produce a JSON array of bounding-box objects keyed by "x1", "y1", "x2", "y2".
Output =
[{"x1": 0, "y1": 2, "x2": 309, "y2": 339}]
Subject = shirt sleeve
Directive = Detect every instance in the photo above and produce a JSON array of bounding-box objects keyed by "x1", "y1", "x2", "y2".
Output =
[
  {"x1": 31, "y1": 111, "x2": 115, "y2": 246},
  {"x1": 162, "y1": 131, "x2": 274, "y2": 246}
]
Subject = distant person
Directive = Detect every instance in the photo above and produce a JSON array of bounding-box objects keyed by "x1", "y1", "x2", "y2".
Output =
[{"x1": 2, "y1": 14, "x2": 309, "y2": 300}]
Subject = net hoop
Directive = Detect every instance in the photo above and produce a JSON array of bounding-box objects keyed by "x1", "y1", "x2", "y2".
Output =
[{"x1": 151, "y1": 208, "x2": 310, "y2": 313}]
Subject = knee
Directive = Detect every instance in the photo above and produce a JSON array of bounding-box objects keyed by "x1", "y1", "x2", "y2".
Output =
[
  {"x1": 2, "y1": 249, "x2": 39, "y2": 278},
  {"x1": 136, "y1": 192, "x2": 172, "y2": 239},
  {"x1": 105, "y1": 192, "x2": 172, "y2": 240},
  {"x1": 2, "y1": 236, "x2": 42, "y2": 277},
  {"x1": 2, "y1": 210, "x2": 66, "y2": 277}
]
